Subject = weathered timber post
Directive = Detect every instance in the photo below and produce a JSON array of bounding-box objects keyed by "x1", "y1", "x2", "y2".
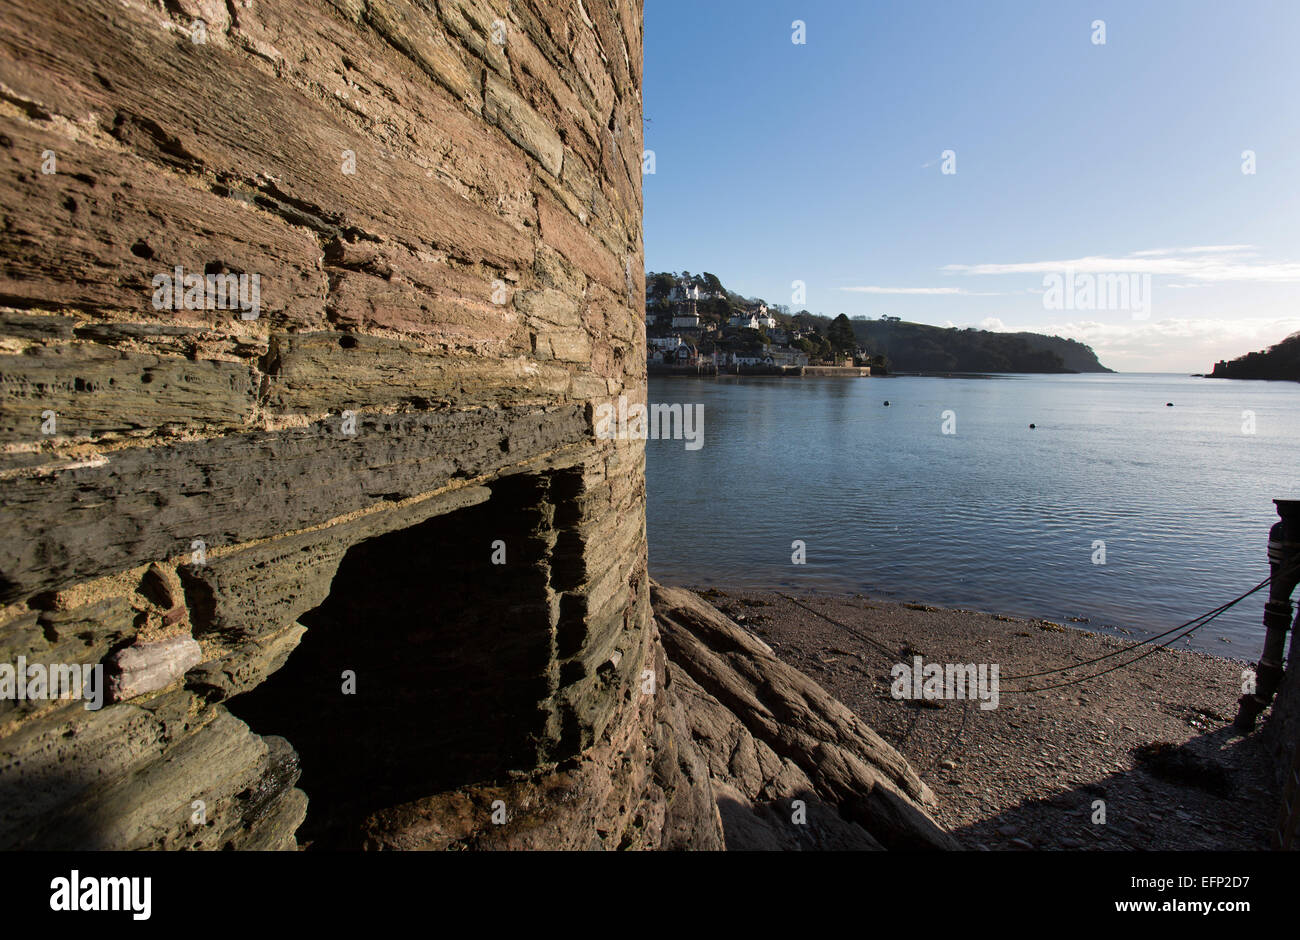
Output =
[{"x1": 1235, "y1": 499, "x2": 1300, "y2": 732}]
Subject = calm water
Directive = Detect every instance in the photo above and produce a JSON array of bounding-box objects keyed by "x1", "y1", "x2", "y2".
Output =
[{"x1": 645, "y1": 373, "x2": 1300, "y2": 655}]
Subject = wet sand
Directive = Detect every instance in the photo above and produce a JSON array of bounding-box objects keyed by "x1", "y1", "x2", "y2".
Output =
[{"x1": 688, "y1": 586, "x2": 1280, "y2": 850}]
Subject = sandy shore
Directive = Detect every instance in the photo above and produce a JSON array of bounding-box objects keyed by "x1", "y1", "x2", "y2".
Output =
[{"x1": 687, "y1": 586, "x2": 1280, "y2": 850}]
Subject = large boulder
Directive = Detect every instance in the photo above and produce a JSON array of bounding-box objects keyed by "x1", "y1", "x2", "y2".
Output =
[{"x1": 652, "y1": 582, "x2": 959, "y2": 851}]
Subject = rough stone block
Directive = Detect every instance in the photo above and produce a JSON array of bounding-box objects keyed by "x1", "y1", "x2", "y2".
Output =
[
  {"x1": 107, "y1": 637, "x2": 204, "y2": 703},
  {"x1": 484, "y1": 71, "x2": 565, "y2": 177}
]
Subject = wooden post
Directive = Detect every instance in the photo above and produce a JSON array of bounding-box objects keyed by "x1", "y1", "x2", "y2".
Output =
[{"x1": 1235, "y1": 499, "x2": 1300, "y2": 731}]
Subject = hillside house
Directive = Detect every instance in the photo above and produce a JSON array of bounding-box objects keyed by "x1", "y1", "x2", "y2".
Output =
[{"x1": 764, "y1": 348, "x2": 809, "y2": 367}]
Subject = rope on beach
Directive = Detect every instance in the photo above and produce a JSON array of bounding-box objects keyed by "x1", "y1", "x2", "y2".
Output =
[
  {"x1": 898, "y1": 701, "x2": 924, "y2": 751},
  {"x1": 775, "y1": 569, "x2": 1284, "y2": 761},
  {"x1": 999, "y1": 557, "x2": 1300, "y2": 693},
  {"x1": 1001, "y1": 575, "x2": 1273, "y2": 682},
  {"x1": 772, "y1": 591, "x2": 931, "y2": 753},
  {"x1": 778, "y1": 573, "x2": 1274, "y2": 693},
  {"x1": 923, "y1": 698, "x2": 971, "y2": 775},
  {"x1": 915, "y1": 573, "x2": 1276, "y2": 772},
  {"x1": 999, "y1": 578, "x2": 1272, "y2": 694},
  {"x1": 774, "y1": 592, "x2": 898, "y2": 660}
]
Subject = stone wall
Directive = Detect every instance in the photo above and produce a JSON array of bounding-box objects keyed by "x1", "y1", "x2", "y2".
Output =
[{"x1": 0, "y1": 0, "x2": 687, "y2": 849}]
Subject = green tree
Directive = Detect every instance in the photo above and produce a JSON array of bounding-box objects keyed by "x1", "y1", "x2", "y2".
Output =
[
  {"x1": 828, "y1": 314, "x2": 856, "y2": 357},
  {"x1": 647, "y1": 272, "x2": 675, "y2": 300}
]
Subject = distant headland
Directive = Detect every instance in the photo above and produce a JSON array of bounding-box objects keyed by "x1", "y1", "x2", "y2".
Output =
[
  {"x1": 1206, "y1": 332, "x2": 1300, "y2": 382},
  {"x1": 646, "y1": 271, "x2": 1113, "y2": 375}
]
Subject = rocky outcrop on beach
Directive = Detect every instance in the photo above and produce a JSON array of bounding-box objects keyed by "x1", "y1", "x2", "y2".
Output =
[{"x1": 651, "y1": 583, "x2": 958, "y2": 850}]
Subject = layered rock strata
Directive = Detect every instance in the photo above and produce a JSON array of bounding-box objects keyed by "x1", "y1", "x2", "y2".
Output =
[
  {"x1": 0, "y1": 0, "x2": 657, "y2": 850},
  {"x1": 651, "y1": 583, "x2": 958, "y2": 851}
]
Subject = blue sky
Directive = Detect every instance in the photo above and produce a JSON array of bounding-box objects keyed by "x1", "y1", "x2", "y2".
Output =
[{"x1": 643, "y1": 0, "x2": 1300, "y2": 371}]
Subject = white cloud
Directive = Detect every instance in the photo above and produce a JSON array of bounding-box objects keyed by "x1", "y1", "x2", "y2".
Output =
[
  {"x1": 978, "y1": 317, "x2": 1007, "y2": 331},
  {"x1": 836, "y1": 286, "x2": 1003, "y2": 295},
  {"x1": 1130, "y1": 245, "x2": 1256, "y2": 257},
  {"x1": 1040, "y1": 316, "x2": 1300, "y2": 372},
  {"x1": 943, "y1": 245, "x2": 1300, "y2": 283}
]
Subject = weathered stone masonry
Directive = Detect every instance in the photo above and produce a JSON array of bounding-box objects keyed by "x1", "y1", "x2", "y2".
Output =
[{"x1": 0, "y1": 0, "x2": 692, "y2": 849}]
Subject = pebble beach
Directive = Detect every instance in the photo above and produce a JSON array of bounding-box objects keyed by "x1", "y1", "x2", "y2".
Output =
[{"x1": 694, "y1": 587, "x2": 1281, "y2": 850}]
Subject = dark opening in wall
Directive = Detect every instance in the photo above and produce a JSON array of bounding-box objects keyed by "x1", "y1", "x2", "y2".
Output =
[{"x1": 226, "y1": 472, "x2": 563, "y2": 849}]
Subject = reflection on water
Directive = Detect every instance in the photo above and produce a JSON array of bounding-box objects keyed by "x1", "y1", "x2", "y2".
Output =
[{"x1": 646, "y1": 372, "x2": 1300, "y2": 654}]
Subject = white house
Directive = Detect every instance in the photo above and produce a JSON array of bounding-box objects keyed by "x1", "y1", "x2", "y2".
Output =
[
  {"x1": 731, "y1": 304, "x2": 776, "y2": 330},
  {"x1": 671, "y1": 312, "x2": 701, "y2": 328}
]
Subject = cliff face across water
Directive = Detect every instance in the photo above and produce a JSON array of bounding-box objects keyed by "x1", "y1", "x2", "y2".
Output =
[
  {"x1": 852, "y1": 320, "x2": 1112, "y2": 374},
  {"x1": 1208, "y1": 333, "x2": 1300, "y2": 382},
  {"x1": 0, "y1": 0, "x2": 947, "y2": 851}
]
